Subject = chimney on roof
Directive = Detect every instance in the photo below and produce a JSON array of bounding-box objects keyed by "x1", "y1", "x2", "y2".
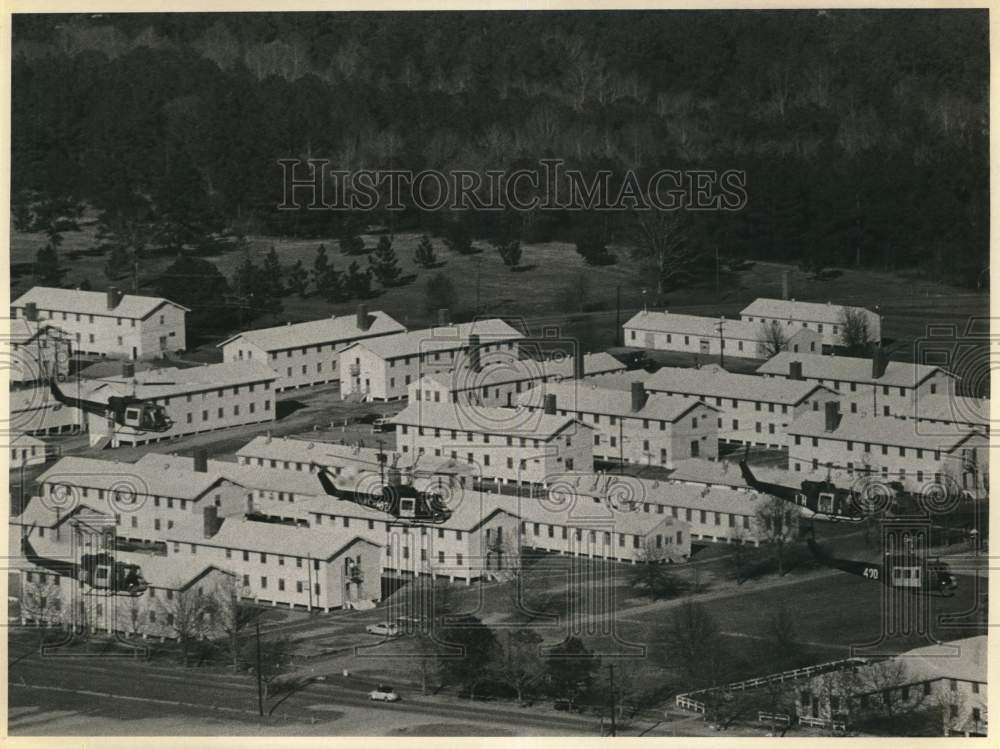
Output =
[
  {"x1": 438, "y1": 308, "x2": 450, "y2": 327},
  {"x1": 789, "y1": 361, "x2": 803, "y2": 380},
  {"x1": 781, "y1": 270, "x2": 791, "y2": 300},
  {"x1": 203, "y1": 505, "x2": 222, "y2": 539},
  {"x1": 468, "y1": 334, "x2": 481, "y2": 372},
  {"x1": 106, "y1": 287, "x2": 124, "y2": 310},
  {"x1": 24, "y1": 302, "x2": 38, "y2": 322},
  {"x1": 193, "y1": 448, "x2": 209, "y2": 473},
  {"x1": 824, "y1": 401, "x2": 841, "y2": 433},
  {"x1": 574, "y1": 348, "x2": 585, "y2": 380},
  {"x1": 356, "y1": 304, "x2": 371, "y2": 331},
  {"x1": 543, "y1": 393, "x2": 557, "y2": 415},
  {"x1": 631, "y1": 381, "x2": 647, "y2": 412},
  {"x1": 122, "y1": 361, "x2": 135, "y2": 379},
  {"x1": 871, "y1": 345, "x2": 888, "y2": 379}
]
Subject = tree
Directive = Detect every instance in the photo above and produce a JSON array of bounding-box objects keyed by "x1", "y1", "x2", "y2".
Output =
[
  {"x1": 262, "y1": 245, "x2": 285, "y2": 297},
  {"x1": 436, "y1": 614, "x2": 497, "y2": 699},
  {"x1": 628, "y1": 541, "x2": 681, "y2": 600},
  {"x1": 575, "y1": 235, "x2": 616, "y2": 266},
  {"x1": 104, "y1": 243, "x2": 132, "y2": 281},
  {"x1": 95, "y1": 189, "x2": 155, "y2": 292},
  {"x1": 239, "y1": 629, "x2": 295, "y2": 700},
  {"x1": 286, "y1": 259, "x2": 309, "y2": 298},
  {"x1": 759, "y1": 319, "x2": 789, "y2": 358},
  {"x1": 495, "y1": 238, "x2": 522, "y2": 270},
  {"x1": 212, "y1": 577, "x2": 263, "y2": 670},
  {"x1": 657, "y1": 600, "x2": 730, "y2": 689},
  {"x1": 369, "y1": 235, "x2": 402, "y2": 287},
  {"x1": 33, "y1": 243, "x2": 63, "y2": 286},
  {"x1": 443, "y1": 221, "x2": 474, "y2": 255},
  {"x1": 629, "y1": 210, "x2": 699, "y2": 294},
  {"x1": 155, "y1": 255, "x2": 235, "y2": 334},
  {"x1": 546, "y1": 636, "x2": 599, "y2": 708},
  {"x1": 21, "y1": 577, "x2": 63, "y2": 626},
  {"x1": 339, "y1": 233, "x2": 365, "y2": 255},
  {"x1": 312, "y1": 244, "x2": 343, "y2": 301},
  {"x1": 766, "y1": 603, "x2": 802, "y2": 670},
  {"x1": 840, "y1": 307, "x2": 874, "y2": 351},
  {"x1": 493, "y1": 628, "x2": 545, "y2": 704},
  {"x1": 753, "y1": 496, "x2": 801, "y2": 576},
  {"x1": 156, "y1": 585, "x2": 217, "y2": 667},
  {"x1": 415, "y1": 234, "x2": 438, "y2": 268},
  {"x1": 425, "y1": 272, "x2": 457, "y2": 314},
  {"x1": 344, "y1": 261, "x2": 372, "y2": 299}
]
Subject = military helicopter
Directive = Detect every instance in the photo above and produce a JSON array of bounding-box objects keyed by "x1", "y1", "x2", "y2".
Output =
[
  {"x1": 49, "y1": 377, "x2": 173, "y2": 433},
  {"x1": 804, "y1": 525, "x2": 958, "y2": 597},
  {"x1": 311, "y1": 461, "x2": 452, "y2": 524},
  {"x1": 739, "y1": 459, "x2": 871, "y2": 521},
  {"x1": 20, "y1": 534, "x2": 149, "y2": 596}
]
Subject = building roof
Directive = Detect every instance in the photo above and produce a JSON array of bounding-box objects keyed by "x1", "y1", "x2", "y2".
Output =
[
  {"x1": 741, "y1": 297, "x2": 877, "y2": 325},
  {"x1": 391, "y1": 401, "x2": 587, "y2": 440},
  {"x1": 786, "y1": 410, "x2": 984, "y2": 451},
  {"x1": 36, "y1": 455, "x2": 237, "y2": 500},
  {"x1": 117, "y1": 553, "x2": 236, "y2": 592},
  {"x1": 164, "y1": 515, "x2": 381, "y2": 561},
  {"x1": 12, "y1": 497, "x2": 113, "y2": 529},
  {"x1": 12, "y1": 286, "x2": 189, "y2": 319},
  {"x1": 415, "y1": 352, "x2": 627, "y2": 392},
  {"x1": 8, "y1": 319, "x2": 71, "y2": 344},
  {"x1": 667, "y1": 458, "x2": 856, "y2": 491},
  {"x1": 514, "y1": 492, "x2": 681, "y2": 537},
  {"x1": 217, "y1": 311, "x2": 406, "y2": 352},
  {"x1": 10, "y1": 432, "x2": 47, "y2": 447},
  {"x1": 756, "y1": 351, "x2": 955, "y2": 388},
  {"x1": 639, "y1": 366, "x2": 835, "y2": 406},
  {"x1": 909, "y1": 394, "x2": 990, "y2": 427},
  {"x1": 624, "y1": 310, "x2": 763, "y2": 341},
  {"x1": 341, "y1": 318, "x2": 524, "y2": 360},
  {"x1": 896, "y1": 636, "x2": 986, "y2": 684},
  {"x1": 90, "y1": 360, "x2": 278, "y2": 400},
  {"x1": 519, "y1": 380, "x2": 717, "y2": 422}
]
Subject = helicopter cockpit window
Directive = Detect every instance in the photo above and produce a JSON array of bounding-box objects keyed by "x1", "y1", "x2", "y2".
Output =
[
  {"x1": 818, "y1": 492, "x2": 834, "y2": 513},
  {"x1": 95, "y1": 566, "x2": 110, "y2": 580},
  {"x1": 400, "y1": 498, "x2": 416, "y2": 517}
]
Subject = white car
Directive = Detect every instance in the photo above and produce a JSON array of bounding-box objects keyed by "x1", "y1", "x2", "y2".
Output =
[
  {"x1": 365, "y1": 622, "x2": 401, "y2": 638},
  {"x1": 369, "y1": 684, "x2": 400, "y2": 702}
]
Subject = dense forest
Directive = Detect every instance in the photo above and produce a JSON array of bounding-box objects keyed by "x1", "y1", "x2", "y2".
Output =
[{"x1": 11, "y1": 11, "x2": 989, "y2": 289}]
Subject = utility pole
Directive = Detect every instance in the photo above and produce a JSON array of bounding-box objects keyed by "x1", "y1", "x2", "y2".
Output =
[
  {"x1": 377, "y1": 439, "x2": 386, "y2": 486},
  {"x1": 255, "y1": 621, "x2": 264, "y2": 717},
  {"x1": 608, "y1": 664, "x2": 617, "y2": 737},
  {"x1": 716, "y1": 317, "x2": 725, "y2": 369},
  {"x1": 615, "y1": 285, "x2": 621, "y2": 346}
]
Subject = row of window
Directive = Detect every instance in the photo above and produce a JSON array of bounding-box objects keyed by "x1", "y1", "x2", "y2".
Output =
[
  {"x1": 522, "y1": 522, "x2": 684, "y2": 548},
  {"x1": 793, "y1": 435, "x2": 941, "y2": 460},
  {"x1": 17, "y1": 309, "x2": 168, "y2": 326},
  {"x1": 385, "y1": 546, "x2": 465, "y2": 565},
  {"x1": 385, "y1": 342, "x2": 514, "y2": 367},
  {"x1": 400, "y1": 424, "x2": 547, "y2": 448},
  {"x1": 241, "y1": 574, "x2": 320, "y2": 596},
  {"x1": 182, "y1": 401, "x2": 270, "y2": 423},
  {"x1": 745, "y1": 316, "x2": 840, "y2": 335}
]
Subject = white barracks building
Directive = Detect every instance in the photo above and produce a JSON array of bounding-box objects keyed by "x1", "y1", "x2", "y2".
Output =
[
  {"x1": 218, "y1": 305, "x2": 405, "y2": 391},
  {"x1": 740, "y1": 297, "x2": 881, "y2": 349},
  {"x1": 11, "y1": 286, "x2": 187, "y2": 360}
]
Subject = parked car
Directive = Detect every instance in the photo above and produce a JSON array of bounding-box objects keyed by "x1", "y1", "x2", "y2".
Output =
[
  {"x1": 372, "y1": 417, "x2": 394, "y2": 433},
  {"x1": 369, "y1": 684, "x2": 400, "y2": 702},
  {"x1": 365, "y1": 622, "x2": 401, "y2": 637}
]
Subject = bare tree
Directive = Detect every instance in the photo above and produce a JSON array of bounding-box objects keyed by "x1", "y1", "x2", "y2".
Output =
[
  {"x1": 839, "y1": 308, "x2": 873, "y2": 351},
  {"x1": 492, "y1": 628, "x2": 545, "y2": 704},
  {"x1": 212, "y1": 576, "x2": 263, "y2": 669},
  {"x1": 628, "y1": 540, "x2": 681, "y2": 600},
  {"x1": 766, "y1": 603, "x2": 802, "y2": 670},
  {"x1": 758, "y1": 319, "x2": 789, "y2": 358},
  {"x1": 753, "y1": 497, "x2": 800, "y2": 575},
  {"x1": 21, "y1": 578, "x2": 63, "y2": 626},
  {"x1": 656, "y1": 599, "x2": 729, "y2": 689},
  {"x1": 156, "y1": 584, "x2": 217, "y2": 666},
  {"x1": 629, "y1": 210, "x2": 699, "y2": 295}
]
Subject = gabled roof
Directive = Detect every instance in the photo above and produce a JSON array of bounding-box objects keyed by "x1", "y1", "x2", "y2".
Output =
[
  {"x1": 640, "y1": 365, "x2": 836, "y2": 406},
  {"x1": 515, "y1": 491, "x2": 680, "y2": 537},
  {"x1": 218, "y1": 311, "x2": 406, "y2": 352},
  {"x1": 36, "y1": 455, "x2": 239, "y2": 500},
  {"x1": 391, "y1": 401, "x2": 588, "y2": 440},
  {"x1": 8, "y1": 319, "x2": 71, "y2": 344},
  {"x1": 413, "y1": 352, "x2": 626, "y2": 392},
  {"x1": 786, "y1": 410, "x2": 984, "y2": 451},
  {"x1": 895, "y1": 636, "x2": 986, "y2": 684},
  {"x1": 623, "y1": 310, "x2": 763, "y2": 341},
  {"x1": 91, "y1": 360, "x2": 278, "y2": 399},
  {"x1": 116, "y1": 553, "x2": 237, "y2": 592},
  {"x1": 519, "y1": 380, "x2": 718, "y2": 422},
  {"x1": 12, "y1": 497, "x2": 113, "y2": 529},
  {"x1": 10, "y1": 432, "x2": 47, "y2": 447},
  {"x1": 741, "y1": 297, "x2": 878, "y2": 325},
  {"x1": 756, "y1": 351, "x2": 955, "y2": 388},
  {"x1": 12, "y1": 286, "x2": 189, "y2": 319},
  {"x1": 908, "y1": 394, "x2": 990, "y2": 427},
  {"x1": 341, "y1": 318, "x2": 524, "y2": 360}
]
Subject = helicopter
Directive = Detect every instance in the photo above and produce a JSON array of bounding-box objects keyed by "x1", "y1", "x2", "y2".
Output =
[
  {"x1": 311, "y1": 462, "x2": 452, "y2": 524},
  {"x1": 20, "y1": 533, "x2": 149, "y2": 597},
  {"x1": 739, "y1": 458, "x2": 871, "y2": 522},
  {"x1": 804, "y1": 524, "x2": 958, "y2": 597},
  {"x1": 49, "y1": 376, "x2": 173, "y2": 433}
]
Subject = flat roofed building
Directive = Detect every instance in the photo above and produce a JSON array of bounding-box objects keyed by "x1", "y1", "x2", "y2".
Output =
[
  {"x1": 339, "y1": 318, "x2": 525, "y2": 401},
  {"x1": 218, "y1": 306, "x2": 406, "y2": 391},
  {"x1": 624, "y1": 310, "x2": 821, "y2": 360},
  {"x1": 740, "y1": 297, "x2": 881, "y2": 348},
  {"x1": 85, "y1": 360, "x2": 278, "y2": 447},
  {"x1": 11, "y1": 286, "x2": 188, "y2": 359},
  {"x1": 519, "y1": 380, "x2": 719, "y2": 467},
  {"x1": 391, "y1": 401, "x2": 593, "y2": 484}
]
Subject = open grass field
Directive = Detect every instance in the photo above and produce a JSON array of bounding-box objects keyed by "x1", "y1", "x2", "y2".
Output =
[{"x1": 11, "y1": 223, "x2": 989, "y2": 377}]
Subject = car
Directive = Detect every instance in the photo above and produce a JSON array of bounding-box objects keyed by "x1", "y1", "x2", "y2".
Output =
[
  {"x1": 365, "y1": 622, "x2": 401, "y2": 637},
  {"x1": 371, "y1": 417, "x2": 394, "y2": 433},
  {"x1": 369, "y1": 684, "x2": 400, "y2": 702}
]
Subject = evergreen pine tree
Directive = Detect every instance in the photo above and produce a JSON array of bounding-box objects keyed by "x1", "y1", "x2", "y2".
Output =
[
  {"x1": 287, "y1": 259, "x2": 309, "y2": 298},
  {"x1": 33, "y1": 243, "x2": 62, "y2": 286},
  {"x1": 262, "y1": 245, "x2": 285, "y2": 296},
  {"x1": 369, "y1": 235, "x2": 401, "y2": 287},
  {"x1": 344, "y1": 261, "x2": 372, "y2": 299},
  {"x1": 414, "y1": 234, "x2": 438, "y2": 268}
]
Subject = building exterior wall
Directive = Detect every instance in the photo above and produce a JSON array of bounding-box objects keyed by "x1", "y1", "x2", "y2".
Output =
[
  {"x1": 10, "y1": 438, "x2": 49, "y2": 469},
  {"x1": 740, "y1": 306, "x2": 881, "y2": 348},
  {"x1": 519, "y1": 514, "x2": 690, "y2": 562},
  {"x1": 11, "y1": 331, "x2": 72, "y2": 384}
]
